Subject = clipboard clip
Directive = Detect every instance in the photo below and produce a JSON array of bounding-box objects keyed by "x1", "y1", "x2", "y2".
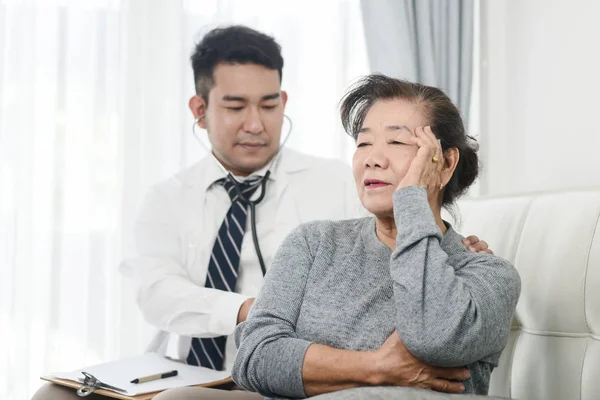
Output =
[{"x1": 76, "y1": 371, "x2": 127, "y2": 397}]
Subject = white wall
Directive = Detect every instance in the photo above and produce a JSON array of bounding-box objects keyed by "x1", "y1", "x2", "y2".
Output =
[{"x1": 480, "y1": 0, "x2": 600, "y2": 196}]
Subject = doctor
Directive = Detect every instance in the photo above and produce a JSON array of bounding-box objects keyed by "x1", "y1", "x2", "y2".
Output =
[
  {"x1": 32, "y1": 25, "x2": 491, "y2": 400},
  {"x1": 129, "y1": 25, "x2": 365, "y2": 371}
]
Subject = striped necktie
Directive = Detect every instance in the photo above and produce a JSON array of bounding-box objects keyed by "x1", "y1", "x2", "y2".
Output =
[{"x1": 187, "y1": 176, "x2": 261, "y2": 370}]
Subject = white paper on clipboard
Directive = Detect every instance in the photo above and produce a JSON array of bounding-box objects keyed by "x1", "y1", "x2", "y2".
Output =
[{"x1": 45, "y1": 353, "x2": 231, "y2": 396}]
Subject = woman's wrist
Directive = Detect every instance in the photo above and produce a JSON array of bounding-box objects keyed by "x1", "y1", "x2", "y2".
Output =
[
  {"x1": 302, "y1": 345, "x2": 382, "y2": 396},
  {"x1": 358, "y1": 350, "x2": 384, "y2": 386}
]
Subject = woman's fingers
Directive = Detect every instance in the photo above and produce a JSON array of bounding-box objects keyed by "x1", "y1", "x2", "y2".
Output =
[
  {"x1": 433, "y1": 366, "x2": 471, "y2": 381},
  {"x1": 428, "y1": 365, "x2": 469, "y2": 393},
  {"x1": 397, "y1": 126, "x2": 443, "y2": 192},
  {"x1": 414, "y1": 127, "x2": 434, "y2": 156},
  {"x1": 421, "y1": 126, "x2": 436, "y2": 145},
  {"x1": 422, "y1": 126, "x2": 443, "y2": 159},
  {"x1": 424, "y1": 125, "x2": 439, "y2": 144},
  {"x1": 429, "y1": 378, "x2": 466, "y2": 394},
  {"x1": 463, "y1": 235, "x2": 479, "y2": 246},
  {"x1": 415, "y1": 126, "x2": 441, "y2": 158}
]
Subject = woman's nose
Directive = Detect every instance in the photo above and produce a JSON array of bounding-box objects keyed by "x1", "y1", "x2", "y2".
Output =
[{"x1": 363, "y1": 144, "x2": 389, "y2": 169}]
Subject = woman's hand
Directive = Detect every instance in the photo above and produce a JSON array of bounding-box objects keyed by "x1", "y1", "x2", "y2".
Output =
[
  {"x1": 372, "y1": 331, "x2": 470, "y2": 393},
  {"x1": 397, "y1": 126, "x2": 443, "y2": 200}
]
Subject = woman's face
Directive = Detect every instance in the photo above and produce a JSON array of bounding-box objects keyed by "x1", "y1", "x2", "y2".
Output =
[{"x1": 352, "y1": 98, "x2": 428, "y2": 217}]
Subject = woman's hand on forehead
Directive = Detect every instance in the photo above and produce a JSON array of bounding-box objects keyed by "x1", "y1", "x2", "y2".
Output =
[{"x1": 396, "y1": 126, "x2": 444, "y2": 196}]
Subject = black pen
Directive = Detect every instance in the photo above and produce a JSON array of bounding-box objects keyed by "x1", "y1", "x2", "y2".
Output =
[{"x1": 130, "y1": 370, "x2": 178, "y2": 384}]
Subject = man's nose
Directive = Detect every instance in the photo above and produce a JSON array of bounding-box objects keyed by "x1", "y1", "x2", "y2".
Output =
[{"x1": 243, "y1": 107, "x2": 264, "y2": 134}]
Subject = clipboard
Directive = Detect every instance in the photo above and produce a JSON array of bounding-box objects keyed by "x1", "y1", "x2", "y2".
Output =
[
  {"x1": 40, "y1": 375, "x2": 233, "y2": 400},
  {"x1": 40, "y1": 353, "x2": 234, "y2": 399}
]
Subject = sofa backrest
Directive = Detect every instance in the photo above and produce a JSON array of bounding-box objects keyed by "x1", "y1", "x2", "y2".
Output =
[{"x1": 453, "y1": 189, "x2": 600, "y2": 400}]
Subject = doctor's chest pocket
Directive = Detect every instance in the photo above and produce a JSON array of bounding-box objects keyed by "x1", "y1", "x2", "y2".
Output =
[
  {"x1": 181, "y1": 230, "x2": 212, "y2": 285},
  {"x1": 180, "y1": 217, "x2": 280, "y2": 285}
]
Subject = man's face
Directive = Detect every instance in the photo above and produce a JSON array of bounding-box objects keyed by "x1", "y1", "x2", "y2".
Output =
[{"x1": 191, "y1": 63, "x2": 287, "y2": 176}]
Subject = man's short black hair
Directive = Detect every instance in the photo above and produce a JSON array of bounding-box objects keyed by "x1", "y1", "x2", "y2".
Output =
[{"x1": 191, "y1": 25, "x2": 284, "y2": 102}]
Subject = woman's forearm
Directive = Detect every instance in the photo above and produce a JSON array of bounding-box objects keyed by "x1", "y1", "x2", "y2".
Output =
[
  {"x1": 302, "y1": 344, "x2": 378, "y2": 396},
  {"x1": 390, "y1": 187, "x2": 520, "y2": 366}
]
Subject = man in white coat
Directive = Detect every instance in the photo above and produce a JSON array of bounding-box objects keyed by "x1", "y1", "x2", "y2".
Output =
[
  {"x1": 127, "y1": 26, "x2": 364, "y2": 372},
  {"x1": 32, "y1": 25, "x2": 490, "y2": 400}
]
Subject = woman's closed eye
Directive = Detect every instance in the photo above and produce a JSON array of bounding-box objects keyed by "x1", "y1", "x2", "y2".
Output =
[
  {"x1": 389, "y1": 140, "x2": 407, "y2": 145},
  {"x1": 356, "y1": 142, "x2": 371, "y2": 148}
]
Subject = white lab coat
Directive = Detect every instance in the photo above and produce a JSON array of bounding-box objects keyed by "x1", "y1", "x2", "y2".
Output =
[{"x1": 121, "y1": 148, "x2": 364, "y2": 366}]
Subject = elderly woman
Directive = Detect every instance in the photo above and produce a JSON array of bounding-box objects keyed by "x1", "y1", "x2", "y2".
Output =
[{"x1": 232, "y1": 75, "x2": 521, "y2": 399}]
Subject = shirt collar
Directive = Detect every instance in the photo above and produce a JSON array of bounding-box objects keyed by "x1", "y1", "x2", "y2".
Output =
[
  {"x1": 180, "y1": 148, "x2": 313, "y2": 189},
  {"x1": 204, "y1": 155, "x2": 276, "y2": 192}
]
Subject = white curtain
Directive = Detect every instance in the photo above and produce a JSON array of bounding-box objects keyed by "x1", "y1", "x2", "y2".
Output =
[
  {"x1": 360, "y1": 0, "x2": 480, "y2": 196},
  {"x1": 0, "y1": 1, "x2": 369, "y2": 398},
  {"x1": 360, "y1": 0, "x2": 475, "y2": 121}
]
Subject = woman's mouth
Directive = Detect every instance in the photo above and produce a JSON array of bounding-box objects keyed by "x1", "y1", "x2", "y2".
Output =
[{"x1": 364, "y1": 179, "x2": 391, "y2": 189}]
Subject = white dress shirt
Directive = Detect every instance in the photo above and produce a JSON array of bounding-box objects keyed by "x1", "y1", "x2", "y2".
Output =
[{"x1": 122, "y1": 148, "x2": 363, "y2": 371}]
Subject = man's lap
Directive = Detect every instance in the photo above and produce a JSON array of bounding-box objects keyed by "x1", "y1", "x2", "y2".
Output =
[
  {"x1": 31, "y1": 383, "x2": 262, "y2": 400},
  {"x1": 32, "y1": 383, "x2": 104, "y2": 399}
]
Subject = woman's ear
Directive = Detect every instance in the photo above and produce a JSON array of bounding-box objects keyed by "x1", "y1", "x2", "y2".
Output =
[
  {"x1": 441, "y1": 148, "x2": 460, "y2": 187},
  {"x1": 189, "y1": 95, "x2": 207, "y2": 129}
]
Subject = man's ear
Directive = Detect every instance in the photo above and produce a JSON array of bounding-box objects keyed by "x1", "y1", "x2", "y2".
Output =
[
  {"x1": 189, "y1": 95, "x2": 207, "y2": 129},
  {"x1": 441, "y1": 147, "x2": 460, "y2": 187},
  {"x1": 281, "y1": 90, "x2": 288, "y2": 108}
]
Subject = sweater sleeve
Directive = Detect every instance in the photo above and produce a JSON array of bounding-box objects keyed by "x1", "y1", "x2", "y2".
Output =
[
  {"x1": 231, "y1": 225, "x2": 314, "y2": 398},
  {"x1": 390, "y1": 186, "x2": 521, "y2": 367}
]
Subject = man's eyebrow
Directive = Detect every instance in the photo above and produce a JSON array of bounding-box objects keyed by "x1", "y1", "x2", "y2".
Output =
[
  {"x1": 222, "y1": 95, "x2": 246, "y2": 102},
  {"x1": 221, "y1": 93, "x2": 281, "y2": 102},
  {"x1": 261, "y1": 93, "x2": 280, "y2": 101}
]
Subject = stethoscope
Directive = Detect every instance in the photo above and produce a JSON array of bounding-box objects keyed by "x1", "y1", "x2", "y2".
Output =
[{"x1": 192, "y1": 114, "x2": 293, "y2": 276}]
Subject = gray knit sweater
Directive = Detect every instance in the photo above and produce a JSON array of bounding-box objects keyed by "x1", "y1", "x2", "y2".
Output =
[{"x1": 232, "y1": 186, "x2": 521, "y2": 399}]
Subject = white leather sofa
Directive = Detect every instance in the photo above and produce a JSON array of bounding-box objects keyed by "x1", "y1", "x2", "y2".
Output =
[{"x1": 451, "y1": 189, "x2": 600, "y2": 400}]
